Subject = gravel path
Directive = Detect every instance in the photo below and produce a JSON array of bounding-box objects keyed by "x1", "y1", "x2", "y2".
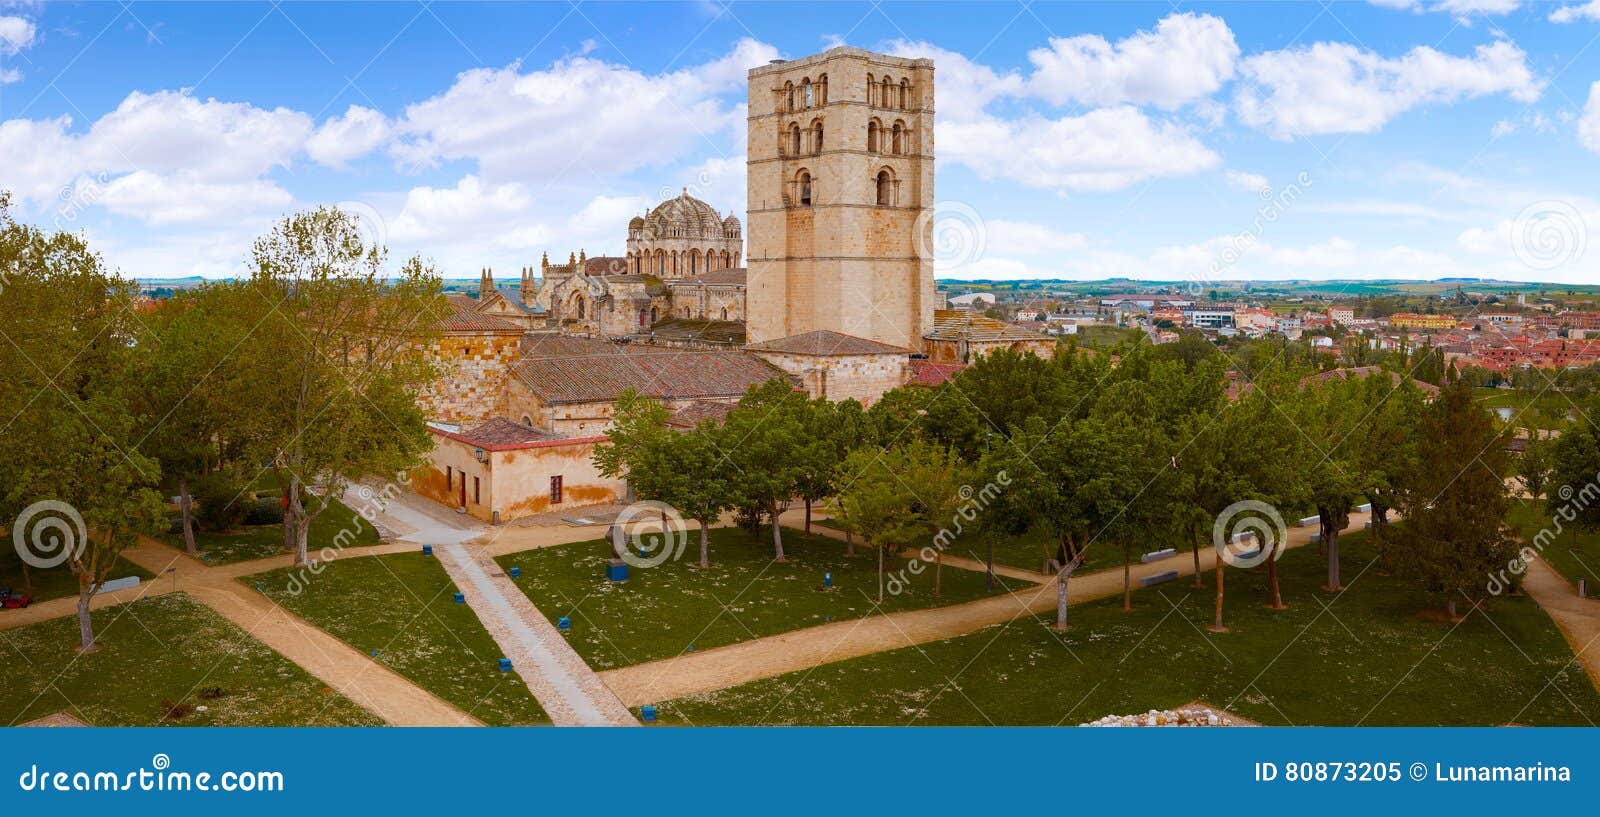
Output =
[
  {"x1": 1520, "y1": 554, "x2": 1600, "y2": 692},
  {"x1": 435, "y1": 543, "x2": 636, "y2": 726}
]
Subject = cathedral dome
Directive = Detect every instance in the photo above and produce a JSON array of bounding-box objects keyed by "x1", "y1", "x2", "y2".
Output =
[{"x1": 644, "y1": 190, "x2": 728, "y2": 238}]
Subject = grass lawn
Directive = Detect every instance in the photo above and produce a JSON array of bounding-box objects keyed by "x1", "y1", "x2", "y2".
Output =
[
  {"x1": 1074, "y1": 325, "x2": 1144, "y2": 349},
  {"x1": 166, "y1": 496, "x2": 380, "y2": 566},
  {"x1": 1474, "y1": 388, "x2": 1576, "y2": 430},
  {"x1": 1510, "y1": 499, "x2": 1600, "y2": 591},
  {"x1": 0, "y1": 548, "x2": 152, "y2": 604},
  {"x1": 0, "y1": 593, "x2": 379, "y2": 726},
  {"x1": 247, "y1": 552, "x2": 547, "y2": 725},
  {"x1": 651, "y1": 530, "x2": 1600, "y2": 726},
  {"x1": 495, "y1": 527, "x2": 999, "y2": 670}
]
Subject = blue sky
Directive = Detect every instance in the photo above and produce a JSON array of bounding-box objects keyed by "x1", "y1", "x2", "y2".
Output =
[{"x1": 4, "y1": 0, "x2": 1600, "y2": 284}]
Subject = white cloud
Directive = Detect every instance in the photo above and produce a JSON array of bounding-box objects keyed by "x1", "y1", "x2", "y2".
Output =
[
  {"x1": 391, "y1": 38, "x2": 776, "y2": 181},
  {"x1": 85, "y1": 90, "x2": 313, "y2": 180},
  {"x1": 306, "y1": 105, "x2": 391, "y2": 169},
  {"x1": 942, "y1": 106, "x2": 1219, "y2": 192},
  {"x1": 1024, "y1": 12, "x2": 1238, "y2": 110},
  {"x1": 98, "y1": 171, "x2": 293, "y2": 225},
  {"x1": 985, "y1": 220, "x2": 1088, "y2": 255},
  {"x1": 1224, "y1": 170, "x2": 1268, "y2": 193},
  {"x1": 1370, "y1": 0, "x2": 1520, "y2": 13},
  {"x1": 884, "y1": 40, "x2": 1022, "y2": 122},
  {"x1": 0, "y1": 15, "x2": 34, "y2": 54},
  {"x1": 1551, "y1": 1, "x2": 1600, "y2": 21},
  {"x1": 1235, "y1": 40, "x2": 1541, "y2": 139},
  {"x1": 1581, "y1": 82, "x2": 1600, "y2": 155}
]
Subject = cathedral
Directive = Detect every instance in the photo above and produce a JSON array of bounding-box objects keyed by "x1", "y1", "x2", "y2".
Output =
[{"x1": 417, "y1": 47, "x2": 1048, "y2": 523}]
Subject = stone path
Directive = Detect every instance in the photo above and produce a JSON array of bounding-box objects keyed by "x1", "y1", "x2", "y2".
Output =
[
  {"x1": 599, "y1": 511, "x2": 1372, "y2": 707},
  {"x1": 435, "y1": 544, "x2": 635, "y2": 726},
  {"x1": 1519, "y1": 555, "x2": 1600, "y2": 692}
]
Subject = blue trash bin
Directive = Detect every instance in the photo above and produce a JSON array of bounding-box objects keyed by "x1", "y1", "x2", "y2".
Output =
[
  {"x1": 422, "y1": 545, "x2": 433, "y2": 556},
  {"x1": 557, "y1": 616, "x2": 571, "y2": 631},
  {"x1": 641, "y1": 706, "x2": 657, "y2": 722},
  {"x1": 453, "y1": 592, "x2": 464, "y2": 604},
  {"x1": 498, "y1": 658, "x2": 512, "y2": 672}
]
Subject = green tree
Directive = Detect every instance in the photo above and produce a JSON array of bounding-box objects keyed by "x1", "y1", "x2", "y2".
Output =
[
  {"x1": 718, "y1": 379, "x2": 809, "y2": 561},
  {"x1": 1392, "y1": 382, "x2": 1517, "y2": 618},
  {"x1": 237, "y1": 207, "x2": 443, "y2": 566}
]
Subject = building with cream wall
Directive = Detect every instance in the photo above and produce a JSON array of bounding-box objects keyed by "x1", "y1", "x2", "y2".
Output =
[{"x1": 745, "y1": 47, "x2": 936, "y2": 352}]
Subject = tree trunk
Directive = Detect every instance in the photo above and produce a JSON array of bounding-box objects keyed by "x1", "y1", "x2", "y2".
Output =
[
  {"x1": 698, "y1": 521, "x2": 710, "y2": 568},
  {"x1": 1266, "y1": 554, "x2": 1286, "y2": 609},
  {"x1": 771, "y1": 504, "x2": 786, "y2": 562},
  {"x1": 20, "y1": 561, "x2": 31, "y2": 595},
  {"x1": 1054, "y1": 564, "x2": 1071, "y2": 630},
  {"x1": 1191, "y1": 522, "x2": 1204, "y2": 588},
  {"x1": 986, "y1": 537, "x2": 995, "y2": 594},
  {"x1": 804, "y1": 499, "x2": 812, "y2": 533},
  {"x1": 876, "y1": 543, "x2": 884, "y2": 604},
  {"x1": 1447, "y1": 598, "x2": 1458, "y2": 619},
  {"x1": 76, "y1": 588, "x2": 97, "y2": 653},
  {"x1": 1209, "y1": 556, "x2": 1227, "y2": 632},
  {"x1": 934, "y1": 552, "x2": 943, "y2": 598},
  {"x1": 1322, "y1": 511, "x2": 1344, "y2": 591},
  {"x1": 1122, "y1": 553, "x2": 1133, "y2": 611},
  {"x1": 178, "y1": 474, "x2": 197, "y2": 555}
]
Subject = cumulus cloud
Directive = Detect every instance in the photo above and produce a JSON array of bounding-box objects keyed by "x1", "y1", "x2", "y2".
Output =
[
  {"x1": 1370, "y1": 0, "x2": 1520, "y2": 14},
  {"x1": 306, "y1": 105, "x2": 391, "y2": 169},
  {"x1": 1024, "y1": 12, "x2": 1239, "y2": 110},
  {"x1": 1235, "y1": 40, "x2": 1541, "y2": 139},
  {"x1": 98, "y1": 172, "x2": 293, "y2": 225},
  {"x1": 942, "y1": 106, "x2": 1219, "y2": 192},
  {"x1": 0, "y1": 15, "x2": 34, "y2": 54},
  {"x1": 884, "y1": 40, "x2": 1022, "y2": 122},
  {"x1": 391, "y1": 38, "x2": 777, "y2": 181},
  {"x1": 1224, "y1": 170, "x2": 1269, "y2": 193},
  {"x1": 1581, "y1": 82, "x2": 1600, "y2": 155},
  {"x1": 1550, "y1": 1, "x2": 1600, "y2": 21}
]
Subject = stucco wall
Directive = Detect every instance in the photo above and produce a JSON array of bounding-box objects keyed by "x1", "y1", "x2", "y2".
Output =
[{"x1": 417, "y1": 430, "x2": 622, "y2": 523}]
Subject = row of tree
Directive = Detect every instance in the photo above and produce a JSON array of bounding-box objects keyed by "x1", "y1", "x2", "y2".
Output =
[
  {"x1": 0, "y1": 200, "x2": 445, "y2": 651},
  {"x1": 599, "y1": 331, "x2": 1525, "y2": 630}
]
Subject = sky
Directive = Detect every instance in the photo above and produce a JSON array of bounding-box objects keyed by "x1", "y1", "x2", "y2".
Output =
[{"x1": 4, "y1": 0, "x2": 1600, "y2": 284}]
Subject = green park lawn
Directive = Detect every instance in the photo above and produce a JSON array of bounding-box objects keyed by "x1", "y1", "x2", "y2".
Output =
[
  {"x1": 803, "y1": 517, "x2": 1130, "y2": 577},
  {"x1": 1474, "y1": 388, "x2": 1576, "y2": 430},
  {"x1": 167, "y1": 496, "x2": 380, "y2": 565},
  {"x1": 0, "y1": 547, "x2": 152, "y2": 604},
  {"x1": 495, "y1": 527, "x2": 999, "y2": 670},
  {"x1": 248, "y1": 552, "x2": 547, "y2": 725},
  {"x1": 1509, "y1": 499, "x2": 1600, "y2": 591},
  {"x1": 651, "y1": 530, "x2": 1600, "y2": 726},
  {"x1": 0, "y1": 593, "x2": 380, "y2": 726}
]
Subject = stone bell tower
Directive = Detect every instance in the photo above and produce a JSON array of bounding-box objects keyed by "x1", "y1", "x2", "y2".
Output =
[{"x1": 745, "y1": 47, "x2": 935, "y2": 351}]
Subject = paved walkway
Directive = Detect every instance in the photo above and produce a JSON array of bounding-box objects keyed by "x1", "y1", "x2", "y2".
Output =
[
  {"x1": 435, "y1": 544, "x2": 635, "y2": 726},
  {"x1": 1520, "y1": 554, "x2": 1600, "y2": 692},
  {"x1": 599, "y1": 511, "x2": 1371, "y2": 707}
]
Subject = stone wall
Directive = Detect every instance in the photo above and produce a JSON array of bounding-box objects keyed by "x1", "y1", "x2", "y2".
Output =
[
  {"x1": 752, "y1": 350, "x2": 907, "y2": 406},
  {"x1": 417, "y1": 332, "x2": 520, "y2": 424}
]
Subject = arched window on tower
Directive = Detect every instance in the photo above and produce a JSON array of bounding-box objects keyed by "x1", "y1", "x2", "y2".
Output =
[
  {"x1": 882, "y1": 77, "x2": 894, "y2": 108},
  {"x1": 817, "y1": 73, "x2": 828, "y2": 105},
  {"x1": 789, "y1": 122, "x2": 802, "y2": 157},
  {"x1": 876, "y1": 169, "x2": 894, "y2": 206},
  {"x1": 900, "y1": 78, "x2": 910, "y2": 109},
  {"x1": 797, "y1": 170, "x2": 813, "y2": 207},
  {"x1": 811, "y1": 118, "x2": 824, "y2": 155},
  {"x1": 865, "y1": 74, "x2": 875, "y2": 106},
  {"x1": 802, "y1": 78, "x2": 813, "y2": 108},
  {"x1": 867, "y1": 119, "x2": 881, "y2": 153},
  {"x1": 784, "y1": 81, "x2": 795, "y2": 112},
  {"x1": 891, "y1": 121, "x2": 904, "y2": 155}
]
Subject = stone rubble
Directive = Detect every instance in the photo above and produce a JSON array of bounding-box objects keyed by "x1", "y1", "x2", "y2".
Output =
[{"x1": 1080, "y1": 707, "x2": 1226, "y2": 727}]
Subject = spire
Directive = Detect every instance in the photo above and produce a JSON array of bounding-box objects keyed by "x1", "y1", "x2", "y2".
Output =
[
  {"x1": 541, "y1": 251, "x2": 549, "y2": 271},
  {"x1": 579, "y1": 249, "x2": 586, "y2": 264},
  {"x1": 479, "y1": 267, "x2": 493, "y2": 299}
]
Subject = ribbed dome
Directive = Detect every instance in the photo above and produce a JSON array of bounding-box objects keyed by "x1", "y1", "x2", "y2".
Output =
[
  {"x1": 644, "y1": 190, "x2": 727, "y2": 236},
  {"x1": 722, "y1": 214, "x2": 741, "y2": 228},
  {"x1": 628, "y1": 215, "x2": 645, "y2": 229}
]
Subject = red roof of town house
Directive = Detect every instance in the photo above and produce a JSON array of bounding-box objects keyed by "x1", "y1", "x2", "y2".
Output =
[
  {"x1": 430, "y1": 418, "x2": 606, "y2": 452},
  {"x1": 907, "y1": 359, "x2": 964, "y2": 387},
  {"x1": 509, "y1": 349, "x2": 789, "y2": 405},
  {"x1": 437, "y1": 296, "x2": 523, "y2": 334}
]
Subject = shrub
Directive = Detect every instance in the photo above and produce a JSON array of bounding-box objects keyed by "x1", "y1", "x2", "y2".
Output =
[
  {"x1": 243, "y1": 497, "x2": 285, "y2": 526},
  {"x1": 193, "y1": 470, "x2": 250, "y2": 532}
]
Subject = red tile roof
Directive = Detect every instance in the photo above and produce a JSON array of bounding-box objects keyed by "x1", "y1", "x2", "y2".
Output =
[
  {"x1": 437, "y1": 297, "x2": 523, "y2": 334},
  {"x1": 666, "y1": 400, "x2": 737, "y2": 429},
  {"x1": 745, "y1": 329, "x2": 909, "y2": 356},
  {"x1": 510, "y1": 350, "x2": 789, "y2": 404},
  {"x1": 430, "y1": 418, "x2": 604, "y2": 451},
  {"x1": 907, "y1": 359, "x2": 964, "y2": 387}
]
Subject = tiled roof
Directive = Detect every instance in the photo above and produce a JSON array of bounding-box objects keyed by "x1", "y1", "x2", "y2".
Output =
[
  {"x1": 437, "y1": 297, "x2": 523, "y2": 334},
  {"x1": 925, "y1": 310, "x2": 1048, "y2": 343},
  {"x1": 583, "y1": 256, "x2": 631, "y2": 276},
  {"x1": 457, "y1": 418, "x2": 566, "y2": 446},
  {"x1": 745, "y1": 329, "x2": 908, "y2": 356},
  {"x1": 492, "y1": 287, "x2": 543, "y2": 314},
  {"x1": 907, "y1": 359, "x2": 964, "y2": 387},
  {"x1": 520, "y1": 334, "x2": 635, "y2": 359},
  {"x1": 667, "y1": 400, "x2": 737, "y2": 428},
  {"x1": 510, "y1": 350, "x2": 789, "y2": 404},
  {"x1": 668, "y1": 268, "x2": 747, "y2": 287},
  {"x1": 645, "y1": 318, "x2": 746, "y2": 345}
]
